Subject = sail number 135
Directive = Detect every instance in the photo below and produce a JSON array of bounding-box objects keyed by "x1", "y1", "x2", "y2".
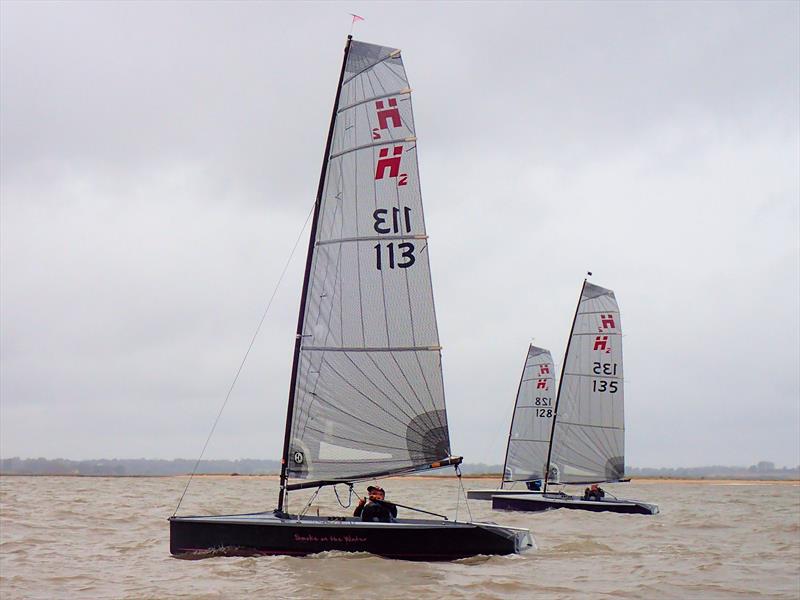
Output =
[{"x1": 591, "y1": 362, "x2": 619, "y2": 393}]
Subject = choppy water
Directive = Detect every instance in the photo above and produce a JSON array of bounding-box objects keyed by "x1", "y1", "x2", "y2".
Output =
[{"x1": 1, "y1": 476, "x2": 798, "y2": 599}]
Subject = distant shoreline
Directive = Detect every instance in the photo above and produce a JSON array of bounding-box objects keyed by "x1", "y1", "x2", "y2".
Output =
[
  {"x1": 4, "y1": 458, "x2": 795, "y2": 480},
  {"x1": 1, "y1": 473, "x2": 797, "y2": 484}
]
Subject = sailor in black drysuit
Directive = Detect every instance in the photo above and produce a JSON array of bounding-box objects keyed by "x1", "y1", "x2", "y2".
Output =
[
  {"x1": 583, "y1": 483, "x2": 606, "y2": 501},
  {"x1": 354, "y1": 485, "x2": 398, "y2": 523}
]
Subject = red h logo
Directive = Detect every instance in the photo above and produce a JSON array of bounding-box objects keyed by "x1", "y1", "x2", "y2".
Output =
[
  {"x1": 536, "y1": 379, "x2": 547, "y2": 390},
  {"x1": 593, "y1": 336, "x2": 609, "y2": 351},
  {"x1": 539, "y1": 364, "x2": 550, "y2": 375},
  {"x1": 600, "y1": 314, "x2": 616, "y2": 330},
  {"x1": 375, "y1": 146, "x2": 403, "y2": 179},
  {"x1": 376, "y1": 98, "x2": 402, "y2": 129}
]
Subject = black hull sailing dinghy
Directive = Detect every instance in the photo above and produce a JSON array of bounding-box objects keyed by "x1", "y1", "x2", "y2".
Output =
[
  {"x1": 489, "y1": 280, "x2": 658, "y2": 515},
  {"x1": 468, "y1": 346, "x2": 555, "y2": 501},
  {"x1": 170, "y1": 513, "x2": 529, "y2": 560},
  {"x1": 169, "y1": 36, "x2": 532, "y2": 560},
  {"x1": 493, "y1": 493, "x2": 658, "y2": 515}
]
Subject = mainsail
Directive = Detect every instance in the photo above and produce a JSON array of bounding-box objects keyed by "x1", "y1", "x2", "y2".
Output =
[
  {"x1": 283, "y1": 39, "x2": 454, "y2": 491},
  {"x1": 502, "y1": 346, "x2": 556, "y2": 485},
  {"x1": 547, "y1": 281, "x2": 625, "y2": 484}
]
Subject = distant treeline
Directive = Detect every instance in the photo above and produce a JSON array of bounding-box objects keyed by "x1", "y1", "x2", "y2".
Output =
[
  {"x1": 0, "y1": 457, "x2": 503, "y2": 477},
  {"x1": 0, "y1": 457, "x2": 281, "y2": 476},
  {"x1": 1, "y1": 457, "x2": 798, "y2": 478},
  {"x1": 627, "y1": 462, "x2": 800, "y2": 480}
]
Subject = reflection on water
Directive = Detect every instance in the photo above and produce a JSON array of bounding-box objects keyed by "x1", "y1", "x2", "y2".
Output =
[{"x1": 0, "y1": 476, "x2": 798, "y2": 599}]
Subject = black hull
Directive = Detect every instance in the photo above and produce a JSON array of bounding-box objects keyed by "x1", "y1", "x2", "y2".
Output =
[
  {"x1": 170, "y1": 512, "x2": 533, "y2": 561},
  {"x1": 492, "y1": 493, "x2": 658, "y2": 515}
]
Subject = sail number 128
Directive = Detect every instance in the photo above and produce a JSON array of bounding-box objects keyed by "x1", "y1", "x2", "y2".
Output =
[{"x1": 535, "y1": 396, "x2": 552, "y2": 418}]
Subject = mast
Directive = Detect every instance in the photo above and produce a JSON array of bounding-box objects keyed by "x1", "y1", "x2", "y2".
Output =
[
  {"x1": 499, "y1": 345, "x2": 533, "y2": 490},
  {"x1": 543, "y1": 278, "x2": 587, "y2": 493},
  {"x1": 278, "y1": 35, "x2": 353, "y2": 513}
]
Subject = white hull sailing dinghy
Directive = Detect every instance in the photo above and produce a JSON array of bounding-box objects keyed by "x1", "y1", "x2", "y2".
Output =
[
  {"x1": 492, "y1": 280, "x2": 658, "y2": 515},
  {"x1": 169, "y1": 36, "x2": 533, "y2": 560},
  {"x1": 468, "y1": 346, "x2": 555, "y2": 501}
]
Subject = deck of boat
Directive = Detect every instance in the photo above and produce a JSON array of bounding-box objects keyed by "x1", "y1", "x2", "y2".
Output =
[{"x1": 173, "y1": 511, "x2": 501, "y2": 528}]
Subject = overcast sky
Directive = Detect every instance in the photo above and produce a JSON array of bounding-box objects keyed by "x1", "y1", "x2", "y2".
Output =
[{"x1": 2, "y1": 1, "x2": 798, "y2": 468}]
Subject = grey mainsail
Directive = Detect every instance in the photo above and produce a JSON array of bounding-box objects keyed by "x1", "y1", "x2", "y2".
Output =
[
  {"x1": 547, "y1": 282, "x2": 625, "y2": 484},
  {"x1": 502, "y1": 346, "x2": 556, "y2": 485},
  {"x1": 285, "y1": 39, "x2": 454, "y2": 487}
]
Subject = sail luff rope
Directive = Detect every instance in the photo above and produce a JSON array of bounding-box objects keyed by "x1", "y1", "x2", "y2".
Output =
[{"x1": 171, "y1": 202, "x2": 315, "y2": 517}]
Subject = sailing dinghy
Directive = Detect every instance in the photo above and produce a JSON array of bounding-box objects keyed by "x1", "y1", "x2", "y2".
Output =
[
  {"x1": 169, "y1": 36, "x2": 533, "y2": 560},
  {"x1": 492, "y1": 281, "x2": 658, "y2": 515},
  {"x1": 468, "y1": 345, "x2": 555, "y2": 500}
]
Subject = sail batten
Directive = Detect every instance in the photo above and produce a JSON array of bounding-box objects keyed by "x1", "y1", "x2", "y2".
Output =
[
  {"x1": 563, "y1": 372, "x2": 622, "y2": 380},
  {"x1": 548, "y1": 282, "x2": 625, "y2": 485},
  {"x1": 316, "y1": 234, "x2": 427, "y2": 246},
  {"x1": 330, "y1": 136, "x2": 417, "y2": 160},
  {"x1": 338, "y1": 89, "x2": 412, "y2": 113},
  {"x1": 343, "y1": 51, "x2": 400, "y2": 85},
  {"x1": 285, "y1": 39, "x2": 452, "y2": 485},
  {"x1": 302, "y1": 345, "x2": 440, "y2": 352},
  {"x1": 556, "y1": 421, "x2": 624, "y2": 430}
]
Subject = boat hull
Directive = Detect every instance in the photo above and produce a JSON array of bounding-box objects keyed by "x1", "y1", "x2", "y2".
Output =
[
  {"x1": 492, "y1": 493, "x2": 658, "y2": 515},
  {"x1": 170, "y1": 512, "x2": 533, "y2": 561},
  {"x1": 466, "y1": 489, "x2": 543, "y2": 501}
]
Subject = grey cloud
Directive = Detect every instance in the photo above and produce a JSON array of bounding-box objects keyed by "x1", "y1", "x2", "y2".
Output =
[{"x1": 1, "y1": 1, "x2": 797, "y2": 467}]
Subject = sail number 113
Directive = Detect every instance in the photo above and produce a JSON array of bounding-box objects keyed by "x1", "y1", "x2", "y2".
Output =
[
  {"x1": 374, "y1": 242, "x2": 415, "y2": 269},
  {"x1": 374, "y1": 207, "x2": 412, "y2": 234},
  {"x1": 373, "y1": 207, "x2": 416, "y2": 270}
]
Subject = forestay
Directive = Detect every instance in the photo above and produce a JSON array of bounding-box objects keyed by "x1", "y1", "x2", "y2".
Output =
[
  {"x1": 502, "y1": 346, "x2": 555, "y2": 484},
  {"x1": 549, "y1": 282, "x2": 625, "y2": 484},
  {"x1": 287, "y1": 40, "x2": 452, "y2": 484}
]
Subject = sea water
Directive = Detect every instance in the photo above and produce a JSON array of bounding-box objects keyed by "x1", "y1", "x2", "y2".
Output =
[{"x1": 1, "y1": 476, "x2": 798, "y2": 599}]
